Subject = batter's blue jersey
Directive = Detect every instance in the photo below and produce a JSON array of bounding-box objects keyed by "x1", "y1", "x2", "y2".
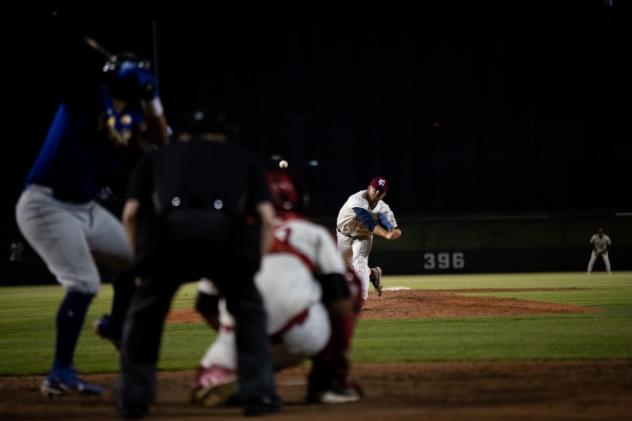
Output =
[{"x1": 25, "y1": 76, "x2": 143, "y2": 203}]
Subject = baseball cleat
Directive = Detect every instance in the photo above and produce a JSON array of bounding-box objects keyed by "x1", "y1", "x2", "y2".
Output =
[
  {"x1": 369, "y1": 266, "x2": 383, "y2": 296},
  {"x1": 191, "y1": 365, "x2": 237, "y2": 407},
  {"x1": 308, "y1": 382, "x2": 362, "y2": 404},
  {"x1": 321, "y1": 388, "x2": 361, "y2": 404},
  {"x1": 40, "y1": 368, "x2": 104, "y2": 397}
]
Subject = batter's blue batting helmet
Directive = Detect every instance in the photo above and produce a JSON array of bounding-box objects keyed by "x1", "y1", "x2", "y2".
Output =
[{"x1": 102, "y1": 53, "x2": 154, "y2": 100}]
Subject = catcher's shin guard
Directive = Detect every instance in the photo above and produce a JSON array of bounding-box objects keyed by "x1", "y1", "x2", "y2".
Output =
[
  {"x1": 307, "y1": 275, "x2": 360, "y2": 401},
  {"x1": 307, "y1": 315, "x2": 356, "y2": 403}
]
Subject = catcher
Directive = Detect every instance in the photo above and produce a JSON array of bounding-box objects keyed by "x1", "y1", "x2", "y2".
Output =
[{"x1": 193, "y1": 169, "x2": 363, "y2": 406}]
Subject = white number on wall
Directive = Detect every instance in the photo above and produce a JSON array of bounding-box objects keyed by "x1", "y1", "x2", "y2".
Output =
[
  {"x1": 423, "y1": 252, "x2": 465, "y2": 270},
  {"x1": 423, "y1": 253, "x2": 436, "y2": 269}
]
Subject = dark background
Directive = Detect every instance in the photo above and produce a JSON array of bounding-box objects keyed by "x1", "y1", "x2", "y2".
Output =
[{"x1": 3, "y1": 5, "x2": 632, "y2": 227}]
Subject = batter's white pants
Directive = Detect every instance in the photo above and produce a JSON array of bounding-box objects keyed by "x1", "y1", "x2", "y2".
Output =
[
  {"x1": 201, "y1": 301, "x2": 330, "y2": 370},
  {"x1": 16, "y1": 185, "x2": 133, "y2": 294},
  {"x1": 337, "y1": 232, "x2": 373, "y2": 300},
  {"x1": 587, "y1": 250, "x2": 611, "y2": 274}
]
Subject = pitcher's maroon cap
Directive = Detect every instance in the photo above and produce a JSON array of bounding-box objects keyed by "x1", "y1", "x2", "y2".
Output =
[{"x1": 369, "y1": 176, "x2": 389, "y2": 194}]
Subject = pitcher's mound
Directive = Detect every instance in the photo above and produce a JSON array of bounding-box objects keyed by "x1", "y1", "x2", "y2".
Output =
[
  {"x1": 359, "y1": 288, "x2": 596, "y2": 319},
  {"x1": 167, "y1": 288, "x2": 595, "y2": 323}
]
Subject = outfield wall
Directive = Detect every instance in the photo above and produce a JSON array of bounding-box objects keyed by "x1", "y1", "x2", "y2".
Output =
[
  {"x1": 368, "y1": 213, "x2": 632, "y2": 274},
  {"x1": 2, "y1": 214, "x2": 631, "y2": 284},
  {"x1": 371, "y1": 247, "x2": 631, "y2": 274}
]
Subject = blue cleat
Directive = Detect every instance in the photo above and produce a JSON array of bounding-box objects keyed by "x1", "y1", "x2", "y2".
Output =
[{"x1": 40, "y1": 368, "x2": 104, "y2": 397}]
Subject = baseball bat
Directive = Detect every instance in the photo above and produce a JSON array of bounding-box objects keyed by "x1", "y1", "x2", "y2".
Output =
[{"x1": 84, "y1": 35, "x2": 114, "y2": 61}]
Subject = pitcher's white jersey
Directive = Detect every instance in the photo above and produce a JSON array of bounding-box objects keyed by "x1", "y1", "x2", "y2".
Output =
[
  {"x1": 336, "y1": 190, "x2": 397, "y2": 238},
  {"x1": 208, "y1": 215, "x2": 346, "y2": 334},
  {"x1": 590, "y1": 234, "x2": 611, "y2": 254}
]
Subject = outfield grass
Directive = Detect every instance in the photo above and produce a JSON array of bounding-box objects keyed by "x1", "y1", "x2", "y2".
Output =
[{"x1": 0, "y1": 272, "x2": 630, "y2": 376}]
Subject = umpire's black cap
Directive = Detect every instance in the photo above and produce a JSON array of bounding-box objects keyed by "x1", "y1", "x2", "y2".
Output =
[{"x1": 177, "y1": 109, "x2": 235, "y2": 138}]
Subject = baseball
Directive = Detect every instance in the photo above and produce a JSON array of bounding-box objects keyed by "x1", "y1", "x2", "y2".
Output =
[{"x1": 279, "y1": 160, "x2": 288, "y2": 169}]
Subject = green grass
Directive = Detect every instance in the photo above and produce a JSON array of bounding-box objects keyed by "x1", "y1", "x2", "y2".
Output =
[
  {"x1": 1, "y1": 272, "x2": 631, "y2": 375},
  {"x1": 0, "y1": 283, "x2": 211, "y2": 376}
]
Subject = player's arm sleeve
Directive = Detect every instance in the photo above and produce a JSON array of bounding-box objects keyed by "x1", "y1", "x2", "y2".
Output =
[
  {"x1": 377, "y1": 213, "x2": 394, "y2": 231},
  {"x1": 352, "y1": 207, "x2": 377, "y2": 231}
]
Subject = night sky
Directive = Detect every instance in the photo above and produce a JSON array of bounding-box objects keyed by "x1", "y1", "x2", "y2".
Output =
[{"x1": 3, "y1": 6, "x2": 631, "y2": 227}]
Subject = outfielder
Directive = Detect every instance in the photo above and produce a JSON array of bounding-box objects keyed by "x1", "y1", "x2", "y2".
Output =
[
  {"x1": 15, "y1": 53, "x2": 167, "y2": 397},
  {"x1": 193, "y1": 169, "x2": 362, "y2": 406},
  {"x1": 336, "y1": 176, "x2": 401, "y2": 307},
  {"x1": 587, "y1": 228, "x2": 612, "y2": 274}
]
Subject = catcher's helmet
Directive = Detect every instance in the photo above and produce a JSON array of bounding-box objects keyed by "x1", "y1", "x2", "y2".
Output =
[
  {"x1": 102, "y1": 52, "x2": 151, "y2": 100},
  {"x1": 266, "y1": 169, "x2": 309, "y2": 214}
]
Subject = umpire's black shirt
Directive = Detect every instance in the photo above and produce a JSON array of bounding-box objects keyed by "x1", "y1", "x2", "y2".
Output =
[{"x1": 126, "y1": 138, "x2": 271, "y2": 278}]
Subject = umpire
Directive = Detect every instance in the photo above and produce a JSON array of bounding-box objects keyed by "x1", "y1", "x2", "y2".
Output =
[{"x1": 116, "y1": 110, "x2": 280, "y2": 418}]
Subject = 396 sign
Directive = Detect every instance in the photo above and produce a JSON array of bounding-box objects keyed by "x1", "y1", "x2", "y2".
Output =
[{"x1": 423, "y1": 252, "x2": 465, "y2": 270}]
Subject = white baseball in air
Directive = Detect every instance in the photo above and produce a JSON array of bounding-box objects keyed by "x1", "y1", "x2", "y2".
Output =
[{"x1": 279, "y1": 160, "x2": 289, "y2": 169}]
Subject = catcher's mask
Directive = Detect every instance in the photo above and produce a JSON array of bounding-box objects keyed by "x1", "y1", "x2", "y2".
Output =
[
  {"x1": 102, "y1": 52, "x2": 151, "y2": 100},
  {"x1": 266, "y1": 169, "x2": 309, "y2": 214}
]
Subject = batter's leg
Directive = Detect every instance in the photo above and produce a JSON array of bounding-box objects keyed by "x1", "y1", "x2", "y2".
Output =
[{"x1": 87, "y1": 203, "x2": 133, "y2": 270}]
